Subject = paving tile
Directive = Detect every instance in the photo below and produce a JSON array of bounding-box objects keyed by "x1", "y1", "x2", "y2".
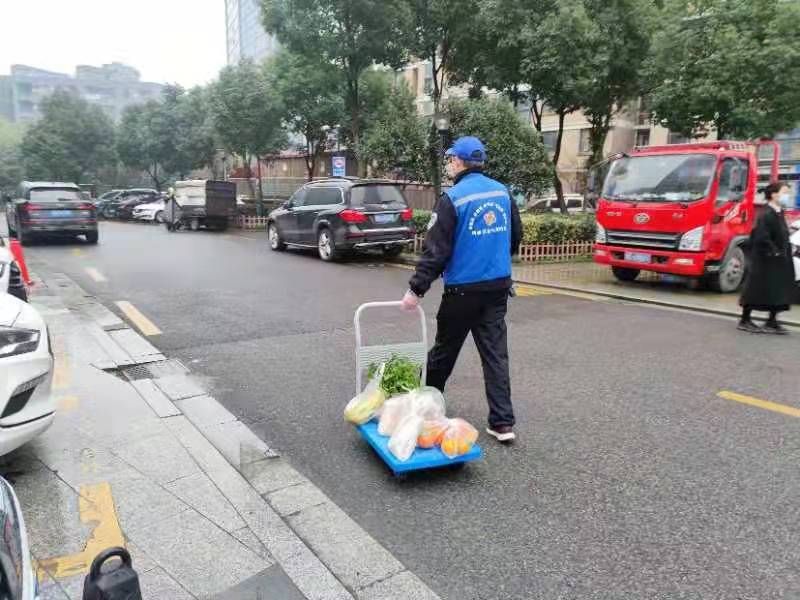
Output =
[
  {"x1": 266, "y1": 482, "x2": 329, "y2": 517},
  {"x1": 78, "y1": 302, "x2": 125, "y2": 331},
  {"x1": 129, "y1": 379, "x2": 180, "y2": 418},
  {"x1": 154, "y1": 375, "x2": 207, "y2": 401},
  {"x1": 357, "y1": 571, "x2": 441, "y2": 600},
  {"x1": 277, "y1": 542, "x2": 355, "y2": 600},
  {"x1": 196, "y1": 420, "x2": 278, "y2": 470},
  {"x1": 114, "y1": 432, "x2": 199, "y2": 485},
  {"x1": 242, "y1": 458, "x2": 308, "y2": 495},
  {"x1": 137, "y1": 566, "x2": 196, "y2": 600},
  {"x1": 165, "y1": 473, "x2": 245, "y2": 533},
  {"x1": 210, "y1": 563, "x2": 307, "y2": 600},
  {"x1": 86, "y1": 322, "x2": 134, "y2": 366},
  {"x1": 126, "y1": 540, "x2": 158, "y2": 573},
  {"x1": 231, "y1": 527, "x2": 271, "y2": 561},
  {"x1": 288, "y1": 502, "x2": 404, "y2": 591},
  {"x1": 109, "y1": 328, "x2": 162, "y2": 361},
  {"x1": 127, "y1": 509, "x2": 270, "y2": 598},
  {"x1": 164, "y1": 416, "x2": 231, "y2": 474},
  {"x1": 175, "y1": 395, "x2": 236, "y2": 427}
]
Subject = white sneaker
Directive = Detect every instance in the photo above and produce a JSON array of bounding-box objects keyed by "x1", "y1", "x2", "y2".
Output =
[{"x1": 486, "y1": 426, "x2": 516, "y2": 443}]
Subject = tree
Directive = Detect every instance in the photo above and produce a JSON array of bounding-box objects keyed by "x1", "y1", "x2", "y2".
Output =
[
  {"x1": 169, "y1": 86, "x2": 219, "y2": 178},
  {"x1": 266, "y1": 52, "x2": 345, "y2": 179},
  {"x1": 209, "y1": 60, "x2": 286, "y2": 207},
  {"x1": 647, "y1": 0, "x2": 800, "y2": 139},
  {"x1": 20, "y1": 91, "x2": 115, "y2": 183},
  {"x1": 117, "y1": 101, "x2": 172, "y2": 190},
  {"x1": 262, "y1": 0, "x2": 410, "y2": 159},
  {"x1": 446, "y1": 98, "x2": 551, "y2": 198},
  {"x1": 0, "y1": 119, "x2": 25, "y2": 192},
  {"x1": 358, "y1": 81, "x2": 429, "y2": 182}
]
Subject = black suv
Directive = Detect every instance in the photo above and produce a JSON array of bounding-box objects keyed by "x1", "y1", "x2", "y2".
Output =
[
  {"x1": 267, "y1": 179, "x2": 414, "y2": 261},
  {"x1": 6, "y1": 181, "x2": 98, "y2": 245}
]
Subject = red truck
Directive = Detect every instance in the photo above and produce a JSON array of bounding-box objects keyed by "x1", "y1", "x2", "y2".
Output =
[{"x1": 592, "y1": 140, "x2": 799, "y2": 292}]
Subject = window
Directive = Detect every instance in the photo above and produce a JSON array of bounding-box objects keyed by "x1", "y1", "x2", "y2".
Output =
[
  {"x1": 579, "y1": 129, "x2": 591, "y2": 155},
  {"x1": 541, "y1": 131, "x2": 558, "y2": 152},
  {"x1": 668, "y1": 131, "x2": 691, "y2": 145},
  {"x1": 716, "y1": 158, "x2": 748, "y2": 204},
  {"x1": 350, "y1": 185, "x2": 407, "y2": 209},
  {"x1": 635, "y1": 130, "x2": 651, "y2": 148},
  {"x1": 28, "y1": 189, "x2": 82, "y2": 202},
  {"x1": 304, "y1": 187, "x2": 342, "y2": 206},
  {"x1": 288, "y1": 189, "x2": 306, "y2": 207}
]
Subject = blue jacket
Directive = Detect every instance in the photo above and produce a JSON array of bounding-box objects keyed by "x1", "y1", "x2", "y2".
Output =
[{"x1": 409, "y1": 169, "x2": 522, "y2": 296}]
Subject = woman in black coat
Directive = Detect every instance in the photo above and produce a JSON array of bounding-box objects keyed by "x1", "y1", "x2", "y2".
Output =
[{"x1": 738, "y1": 182, "x2": 795, "y2": 334}]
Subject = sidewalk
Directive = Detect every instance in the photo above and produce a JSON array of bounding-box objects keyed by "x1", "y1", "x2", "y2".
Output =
[{"x1": 6, "y1": 262, "x2": 438, "y2": 600}]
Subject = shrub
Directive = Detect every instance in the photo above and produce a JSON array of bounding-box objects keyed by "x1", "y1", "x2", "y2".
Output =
[{"x1": 411, "y1": 209, "x2": 432, "y2": 234}]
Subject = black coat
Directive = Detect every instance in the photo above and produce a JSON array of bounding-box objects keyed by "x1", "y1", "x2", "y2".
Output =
[{"x1": 740, "y1": 206, "x2": 794, "y2": 311}]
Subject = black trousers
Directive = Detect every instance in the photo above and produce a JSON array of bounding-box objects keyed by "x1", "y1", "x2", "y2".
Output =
[{"x1": 426, "y1": 289, "x2": 515, "y2": 427}]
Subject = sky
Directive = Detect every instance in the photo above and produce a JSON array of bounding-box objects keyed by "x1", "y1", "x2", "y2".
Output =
[{"x1": 0, "y1": 0, "x2": 228, "y2": 88}]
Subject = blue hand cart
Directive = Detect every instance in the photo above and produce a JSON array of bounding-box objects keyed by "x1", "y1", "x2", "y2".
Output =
[{"x1": 353, "y1": 302, "x2": 483, "y2": 476}]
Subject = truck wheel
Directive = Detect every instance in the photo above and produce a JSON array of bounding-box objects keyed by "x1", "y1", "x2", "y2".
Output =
[
  {"x1": 190, "y1": 219, "x2": 199, "y2": 231},
  {"x1": 155, "y1": 211, "x2": 164, "y2": 223},
  {"x1": 85, "y1": 231, "x2": 99, "y2": 244},
  {"x1": 612, "y1": 266, "x2": 640, "y2": 282},
  {"x1": 709, "y1": 245, "x2": 746, "y2": 293}
]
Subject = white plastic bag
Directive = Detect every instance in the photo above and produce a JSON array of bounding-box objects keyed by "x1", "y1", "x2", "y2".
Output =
[
  {"x1": 411, "y1": 386, "x2": 446, "y2": 419},
  {"x1": 378, "y1": 392, "x2": 415, "y2": 436},
  {"x1": 387, "y1": 414, "x2": 423, "y2": 462},
  {"x1": 440, "y1": 418, "x2": 479, "y2": 458},
  {"x1": 344, "y1": 366, "x2": 386, "y2": 425}
]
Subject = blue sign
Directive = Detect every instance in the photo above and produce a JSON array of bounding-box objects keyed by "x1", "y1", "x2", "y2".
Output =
[{"x1": 332, "y1": 155, "x2": 346, "y2": 177}]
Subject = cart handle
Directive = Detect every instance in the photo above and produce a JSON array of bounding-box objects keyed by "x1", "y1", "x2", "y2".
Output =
[{"x1": 354, "y1": 301, "x2": 426, "y2": 349}]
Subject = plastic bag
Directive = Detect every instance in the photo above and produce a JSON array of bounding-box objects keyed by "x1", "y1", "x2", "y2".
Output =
[
  {"x1": 378, "y1": 392, "x2": 415, "y2": 436},
  {"x1": 440, "y1": 418, "x2": 479, "y2": 458},
  {"x1": 417, "y1": 415, "x2": 449, "y2": 449},
  {"x1": 411, "y1": 386, "x2": 446, "y2": 420},
  {"x1": 388, "y1": 414, "x2": 423, "y2": 462},
  {"x1": 344, "y1": 369, "x2": 386, "y2": 425}
]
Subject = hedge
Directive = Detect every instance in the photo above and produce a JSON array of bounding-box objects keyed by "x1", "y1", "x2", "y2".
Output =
[{"x1": 411, "y1": 209, "x2": 595, "y2": 244}]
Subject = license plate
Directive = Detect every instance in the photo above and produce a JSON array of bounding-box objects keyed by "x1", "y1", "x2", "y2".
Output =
[
  {"x1": 48, "y1": 210, "x2": 74, "y2": 217},
  {"x1": 374, "y1": 213, "x2": 396, "y2": 224},
  {"x1": 624, "y1": 252, "x2": 651, "y2": 264}
]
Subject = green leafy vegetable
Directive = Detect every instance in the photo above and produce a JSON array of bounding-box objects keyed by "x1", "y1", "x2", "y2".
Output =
[{"x1": 368, "y1": 355, "x2": 421, "y2": 396}]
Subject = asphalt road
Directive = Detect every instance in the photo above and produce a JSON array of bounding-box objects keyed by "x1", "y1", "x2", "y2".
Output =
[{"x1": 21, "y1": 221, "x2": 800, "y2": 600}]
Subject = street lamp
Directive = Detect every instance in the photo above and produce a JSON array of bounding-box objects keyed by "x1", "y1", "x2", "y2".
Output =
[{"x1": 433, "y1": 113, "x2": 450, "y2": 197}]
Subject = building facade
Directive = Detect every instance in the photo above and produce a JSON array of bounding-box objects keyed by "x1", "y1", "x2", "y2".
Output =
[
  {"x1": 0, "y1": 63, "x2": 163, "y2": 123},
  {"x1": 225, "y1": 0, "x2": 279, "y2": 65}
]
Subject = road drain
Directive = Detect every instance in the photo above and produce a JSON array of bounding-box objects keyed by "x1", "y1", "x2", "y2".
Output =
[{"x1": 102, "y1": 359, "x2": 188, "y2": 382}]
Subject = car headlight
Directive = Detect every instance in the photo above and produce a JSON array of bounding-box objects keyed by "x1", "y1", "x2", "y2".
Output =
[
  {"x1": 679, "y1": 226, "x2": 704, "y2": 251},
  {"x1": 595, "y1": 223, "x2": 607, "y2": 244},
  {"x1": 0, "y1": 326, "x2": 40, "y2": 358}
]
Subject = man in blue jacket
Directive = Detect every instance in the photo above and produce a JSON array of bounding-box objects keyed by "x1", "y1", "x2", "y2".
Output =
[{"x1": 401, "y1": 136, "x2": 522, "y2": 442}]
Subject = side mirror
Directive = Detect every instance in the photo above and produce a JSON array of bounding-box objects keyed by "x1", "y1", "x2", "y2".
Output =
[{"x1": 283, "y1": 200, "x2": 292, "y2": 209}]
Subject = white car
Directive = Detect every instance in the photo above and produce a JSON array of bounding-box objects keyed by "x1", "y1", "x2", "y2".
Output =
[
  {"x1": 132, "y1": 199, "x2": 166, "y2": 223},
  {"x1": 0, "y1": 239, "x2": 27, "y2": 302},
  {"x1": 0, "y1": 293, "x2": 55, "y2": 456}
]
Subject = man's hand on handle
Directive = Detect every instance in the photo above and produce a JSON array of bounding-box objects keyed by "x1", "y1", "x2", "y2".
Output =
[{"x1": 401, "y1": 289, "x2": 420, "y2": 311}]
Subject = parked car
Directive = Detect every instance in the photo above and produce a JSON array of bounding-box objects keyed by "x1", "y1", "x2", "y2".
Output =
[
  {"x1": 0, "y1": 292, "x2": 55, "y2": 457},
  {"x1": 267, "y1": 178, "x2": 414, "y2": 261},
  {"x1": 94, "y1": 189, "x2": 124, "y2": 216},
  {"x1": 99, "y1": 188, "x2": 157, "y2": 219},
  {"x1": 0, "y1": 237, "x2": 27, "y2": 302},
  {"x1": 527, "y1": 193, "x2": 587, "y2": 213},
  {"x1": 116, "y1": 192, "x2": 160, "y2": 220},
  {"x1": 5, "y1": 182, "x2": 98, "y2": 245},
  {"x1": 132, "y1": 199, "x2": 166, "y2": 222},
  {"x1": 0, "y1": 475, "x2": 39, "y2": 600}
]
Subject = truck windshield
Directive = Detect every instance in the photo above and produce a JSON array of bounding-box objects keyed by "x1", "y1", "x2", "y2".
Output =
[{"x1": 602, "y1": 154, "x2": 716, "y2": 203}]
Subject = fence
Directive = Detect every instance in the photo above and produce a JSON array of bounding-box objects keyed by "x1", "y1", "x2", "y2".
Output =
[
  {"x1": 412, "y1": 236, "x2": 592, "y2": 262},
  {"x1": 237, "y1": 216, "x2": 270, "y2": 230}
]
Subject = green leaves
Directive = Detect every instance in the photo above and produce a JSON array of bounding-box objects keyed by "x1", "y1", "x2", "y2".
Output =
[{"x1": 368, "y1": 355, "x2": 422, "y2": 396}]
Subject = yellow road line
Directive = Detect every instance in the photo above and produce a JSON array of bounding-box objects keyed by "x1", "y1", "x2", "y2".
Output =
[
  {"x1": 115, "y1": 301, "x2": 161, "y2": 336},
  {"x1": 717, "y1": 391, "x2": 800, "y2": 419},
  {"x1": 56, "y1": 395, "x2": 79, "y2": 412},
  {"x1": 52, "y1": 354, "x2": 70, "y2": 390},
  {"x1": 515, "y1": 285, "x2": 552, "y2": 297},
  {"x1": 71, "y1": 248, "x2": 83, "y2": 257},
  {"x1": 84, "y1": 267, "x2": 107, "y2": 282},
  {"x1": 36, "y1": 482, "x2": 125, "y2": 581}
]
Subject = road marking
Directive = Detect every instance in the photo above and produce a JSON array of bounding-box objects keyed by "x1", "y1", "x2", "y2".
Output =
[
  {"x1": 56, "y1": 395, "x2": 78, "y2": 412},
  {"x1": 115, "y1": 301, "x2": 162, "y2": 336},
  {"x1": 71, "y1": 248, "x2": 83, "y2": 257},
  {"x1": 36, "y1": 482, "x2": 125, "y2": 581},
  {"x1": 515, "y1": 285, "x2": 552, "y2": 297},
  {"x1": 717, "y1": 391, "x2": 800, "y2": 419},
  {"x1": 52, "y1": 354, "x2": 70, "y2": 390},
  {"x1": 84, "y1": 267, "x2": 107, "y2": 282}
]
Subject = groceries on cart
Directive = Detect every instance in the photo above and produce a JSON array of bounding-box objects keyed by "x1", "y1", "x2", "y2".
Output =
[{"x1": 346, "y1": 302, "x2": 482, "y2": 475}]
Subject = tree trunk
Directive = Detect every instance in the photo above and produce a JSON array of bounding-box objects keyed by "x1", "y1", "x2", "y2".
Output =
[
  {"x1": 531, "y1": 99, "x2": 543, "y2": 133},
  {"x1": 553, "y1": 110, "x2": 568, "y2": 214}
]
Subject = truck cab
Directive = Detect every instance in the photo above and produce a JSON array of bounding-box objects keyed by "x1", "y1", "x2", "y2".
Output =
[{"x1": 593, "y1": 141, "x2": 779, "y2": 292}]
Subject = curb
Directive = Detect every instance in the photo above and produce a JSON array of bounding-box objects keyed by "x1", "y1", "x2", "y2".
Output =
[{"x1": 390, "y1": 256, "x2": 800, "y2": 328}]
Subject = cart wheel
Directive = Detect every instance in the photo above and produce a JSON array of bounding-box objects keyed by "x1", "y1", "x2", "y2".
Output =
[{"x1": 190, "y1": 219, "x2": 199, "y2": 231}]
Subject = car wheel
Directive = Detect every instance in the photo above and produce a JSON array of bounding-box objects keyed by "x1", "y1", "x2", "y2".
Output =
[
  {"x1": 709, "y1": 245, "x2": 746, "y2": 293},
  {"x1": 268, "y1": 223, "x2": 286, "y2": 251},
  {"x1": 612, "y1": 266, "x2": 640, "y2": 282},
  {"x1": 86, "y1": 231, "x2": 99, "y2": 244},
  {"x1": 154, "y1": 211, "x2": 164, "y2": 223},
  {"x1": 382, "y1": 245, "x2": 404, "y2": 259},
  {"x1": 317, "y1": 227, "x2": 339, "y2": 262}
]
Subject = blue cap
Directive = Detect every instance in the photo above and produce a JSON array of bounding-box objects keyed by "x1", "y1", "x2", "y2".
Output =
[{"x1": 445, "y1": 136, "x2": 488, "y2": 162}]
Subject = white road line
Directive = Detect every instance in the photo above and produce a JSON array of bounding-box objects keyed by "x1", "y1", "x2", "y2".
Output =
[{"x1": 85, "y1": 267, "x2": 107, "y2": 282}]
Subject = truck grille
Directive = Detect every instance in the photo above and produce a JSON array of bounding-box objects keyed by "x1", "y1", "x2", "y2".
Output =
[{"x1": 606, "y1": 230, "x2": 680, "y2": 250}]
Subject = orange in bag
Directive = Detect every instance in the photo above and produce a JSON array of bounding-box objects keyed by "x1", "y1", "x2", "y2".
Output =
[
  {"x1": 440, "y1": 418, "x2": 478, "y2": 458},
  {"x1": 417, "y1": 416, "x2": 449, "y2": 449}
]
